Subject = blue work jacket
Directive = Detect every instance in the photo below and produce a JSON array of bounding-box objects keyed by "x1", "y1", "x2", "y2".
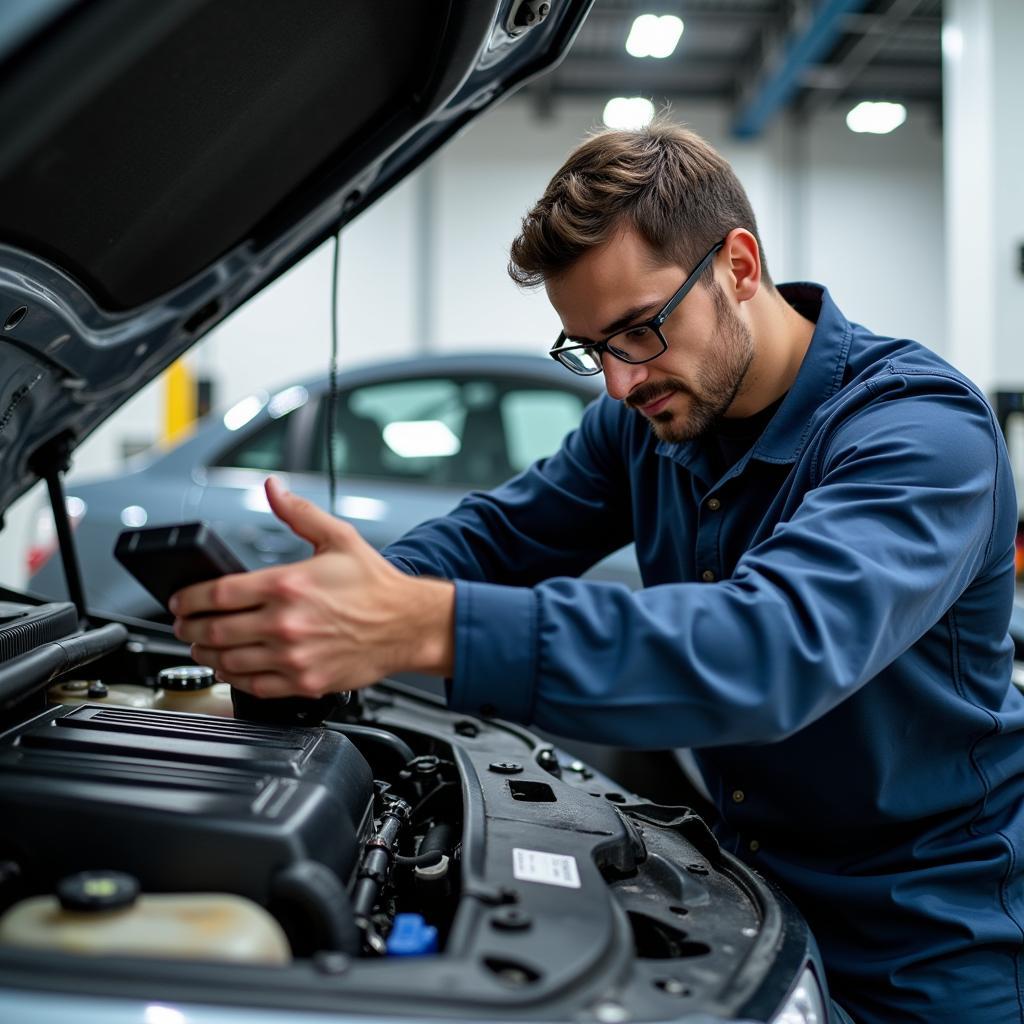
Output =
[{"x1": 384, "y1": 284, "x2": 1024, "y2": 1023}]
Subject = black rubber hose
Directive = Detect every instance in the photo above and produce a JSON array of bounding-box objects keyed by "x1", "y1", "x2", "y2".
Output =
[
  {"x1": 325, "y1": 722, "x2": 415, "y2": 777},
  {"x1": 0, "y1": 623, "x2": 128, "y2": 710},
  {"x1": 395, "y1": 849, "x2": 444, "y2": 867},
  {"x1": 395, "y1": 821, "x2": 455, "y2": 867},
  {"x1": 418, "y1": 821, "x2": 453, "y2": 859},
  {"x1": 269, "y1": 860, "x2": 361, "y2": 956},
  {"x1": 351, "y1": 800, "x2": 410, "y2": 921}
]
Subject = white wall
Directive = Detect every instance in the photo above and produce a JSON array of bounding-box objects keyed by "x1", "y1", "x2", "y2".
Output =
[
  {"x1": 944, "y1": 0, "x2": 1024, "y2": 392},
  {"x1": 428, "y1": 97, "x2": 945, "y2": 354},
  {"x1": 0, "y1": 94, "x2": 946, "y2": 588},
  {"x1": 428, "y1": 99, "x2": 801, "y2": 352},
  {"x1": 992, "y1": 1, "x2": 1024, "y2": 387},
  {"x1": 802, "y1": 106, "x2": 946, "y2": 348}
]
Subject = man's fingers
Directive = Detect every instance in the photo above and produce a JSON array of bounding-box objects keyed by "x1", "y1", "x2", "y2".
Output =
[
  {"x1": 190, "y1": 639, "x2": 329, "y2": 691},
  {"x1": 265, "y1": 477, "x2": 354, "y2": 552},
  {"x1": 169, "y1": 571, "x2": 262, "y2": 618},
  {"x1": 215, "y1": 670, "x2": 297, "y2": 700},
  {"x1": 175, "y1": 608, "x2": 266, "y2": 647},
  {"x1": 190, "y1": 642, "x2": 273, "y2": 678}
]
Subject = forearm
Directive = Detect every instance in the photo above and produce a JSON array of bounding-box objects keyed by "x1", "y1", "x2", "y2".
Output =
[{"x1": 393, "y1": 576, "x2": 455, "y2": 677}]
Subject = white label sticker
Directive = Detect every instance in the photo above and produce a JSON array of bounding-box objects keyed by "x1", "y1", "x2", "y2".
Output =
[{"x1": 512, "y1": 848, "x2": 581, "y2": 888}]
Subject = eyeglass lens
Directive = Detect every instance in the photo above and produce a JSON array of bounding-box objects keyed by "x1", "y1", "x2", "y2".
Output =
[
  {"x1": 605, "y1": 324, "x2": 665, "y2": 362},
  {"x1": 557, "y1": 348, "x2": 603, "y2": 374},
  {"x1": 558, "y1": 323, "x2": 665, "y2": 374}
]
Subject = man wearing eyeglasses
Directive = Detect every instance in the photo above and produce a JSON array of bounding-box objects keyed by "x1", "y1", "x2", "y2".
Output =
[{"x1": 174, "y1": 122, "x2": 1024, "y2": 1024}]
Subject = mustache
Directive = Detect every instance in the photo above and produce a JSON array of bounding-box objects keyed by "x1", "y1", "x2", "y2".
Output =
[{"x1": 625, "y1": 379, "x2": 691, "y2": 411}]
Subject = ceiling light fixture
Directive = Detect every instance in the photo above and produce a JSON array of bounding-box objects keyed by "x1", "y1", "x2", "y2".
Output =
[
  {"x1": 625, "y1": 14, "x2": 684, "y2": 59},
  {"x1": 222, "y1": 392, "x2": 268, "y2": 431},
  {"x1": 845, "y1": 101, "x2": 907, "y2": 135},
  {"x1": 941, "y1": 24, "x2": 963, "y2": 62},
  {"x1": 602, "y1": 97, "x2": 655, "y2": 130}
]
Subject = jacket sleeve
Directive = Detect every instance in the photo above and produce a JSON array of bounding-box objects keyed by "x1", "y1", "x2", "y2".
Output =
[
  {"x1": 382, "y1": 394, "x2": 634, "y2": 587},
  {"x1": 444, "y1": 375, "x2": 1009, "y2": 747}
]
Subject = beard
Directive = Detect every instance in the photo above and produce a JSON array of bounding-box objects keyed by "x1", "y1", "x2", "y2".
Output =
[{"x1": 625, "y1": 283, "x2": 754, "y2": 444}]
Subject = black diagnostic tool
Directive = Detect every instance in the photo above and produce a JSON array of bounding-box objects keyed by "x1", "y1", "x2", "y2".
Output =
[
  {"x1": 113, "y1": 521, "x2": 344, "y2": 726},
  {"x1": 114, "y1": 522, "x2": 246, "y2": 611}
]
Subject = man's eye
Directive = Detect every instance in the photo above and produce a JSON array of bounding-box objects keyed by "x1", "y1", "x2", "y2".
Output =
[{"x1": 624, "y1": 325, "x2": 651, "y2": 340}]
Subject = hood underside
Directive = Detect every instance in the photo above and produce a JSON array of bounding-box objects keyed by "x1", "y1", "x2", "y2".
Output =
[{"x1": 0, "y1": 0, "x2": 590, "y2": 519}]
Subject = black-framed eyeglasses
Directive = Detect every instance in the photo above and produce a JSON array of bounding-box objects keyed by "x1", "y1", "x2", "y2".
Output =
[{"x1": 549, "y1": 239, "x2": 726, "y2": 376}]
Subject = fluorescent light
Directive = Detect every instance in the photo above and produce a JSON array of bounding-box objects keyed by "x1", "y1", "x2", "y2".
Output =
[
  {"x1": 602, "y1": 97, "x2": 655, "y2": 130},
  {"x1": 382, "y1": 420, "x2": 460, "y2": 459},
  {"x1": 626, "y1": 14, "x2": 684, "y2": 59},
  {"x1": 336, "y1": 495, "x2": 388, "y2": 522},
  {"x1": 942, "y1": 24, "x2": 963, "y2": 61},
  {"x1": 222, "y1": 392, "x2": 267, "y2": 431},
  {"x1": 845, "y1": 101, "x2": 907, "y2": 135},
  {"x1": 120, "y1": 505, "x2": 148, "y2": 528},
  {"x1": 268, "y1": 385, "x2": 308, "y2": 419},
  {"x1": 144, "y1": 1008, "x2": 186, "y2": 1024}
]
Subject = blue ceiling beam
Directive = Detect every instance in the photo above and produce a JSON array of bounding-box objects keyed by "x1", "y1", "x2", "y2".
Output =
[{"x1": 731, "y1": 0, "x2": 870, "y2": 138}]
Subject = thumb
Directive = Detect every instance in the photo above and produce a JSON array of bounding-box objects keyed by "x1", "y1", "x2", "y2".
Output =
[{"x1": 265, "y1": 476, "x2": 352, "y2": 552}]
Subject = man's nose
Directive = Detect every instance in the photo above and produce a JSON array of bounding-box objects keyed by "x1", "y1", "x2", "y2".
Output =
[{"x1": 601, "y1": 354, "x2": 648, "y2": 401}]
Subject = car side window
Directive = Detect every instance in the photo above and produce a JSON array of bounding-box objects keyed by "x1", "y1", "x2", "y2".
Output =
[
  {"x1": 306, "y1": 376, "x2": 586, "y2": 490},
  {"x1": 213, "y1": 414, "x2": 290, "y2": 471},
  {"x1": 500, "y1": 389, "x2": 585, "y2": 474}
]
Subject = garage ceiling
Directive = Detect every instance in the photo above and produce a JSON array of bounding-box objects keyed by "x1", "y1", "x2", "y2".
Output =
[{"x1": 523, "y1": 0, "x2": 942, "y2": 135}]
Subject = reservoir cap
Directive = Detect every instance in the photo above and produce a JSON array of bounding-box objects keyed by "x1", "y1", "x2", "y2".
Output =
[
  {"x1": 58, "y1": 871, "x2": 140, "y2": 912},
  {"x1": 158, "y1": 665, "x2": 215, "y2": 691}
]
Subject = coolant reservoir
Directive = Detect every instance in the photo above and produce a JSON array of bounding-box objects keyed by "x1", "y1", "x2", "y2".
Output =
[
  {"x1": 0, "y1": 871, "x2": 290, "y2": 964},
  {"x1": 48, "y1": 679, "x2": 158, "y2": 709},
  {"x1": 153, "y1": 665, "x2": 234, "y2": 716}
]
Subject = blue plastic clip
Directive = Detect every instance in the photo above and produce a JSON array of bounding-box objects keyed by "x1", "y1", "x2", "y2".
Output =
[{"x1": 386, "y1": 913, "x2": 439, "y2": 956}]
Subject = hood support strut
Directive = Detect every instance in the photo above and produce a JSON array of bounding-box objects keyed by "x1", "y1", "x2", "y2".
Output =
[{"x1": 29, "y1": 434, "x2": 86, "y2": 626}]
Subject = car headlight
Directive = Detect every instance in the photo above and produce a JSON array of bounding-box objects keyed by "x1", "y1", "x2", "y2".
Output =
[{"x1": 770, "y1": 967, "x2": 827, "y2": 1024}]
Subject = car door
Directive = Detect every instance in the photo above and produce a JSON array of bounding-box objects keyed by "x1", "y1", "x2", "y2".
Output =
[
  {"x1": 188, "y1": 394, "x2": 317, "y2": 569},
  {"x1": 191, "y1": 366, "x2": 639, "y2": 585}
]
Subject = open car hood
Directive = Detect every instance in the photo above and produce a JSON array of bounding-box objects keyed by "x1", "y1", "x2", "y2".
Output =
[{"x1": 0, "y1": 0, "x2": 590, "y2": 519}]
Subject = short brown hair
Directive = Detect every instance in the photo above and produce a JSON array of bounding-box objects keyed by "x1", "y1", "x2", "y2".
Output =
[{"x1": 509, "y1": 119, "x2": 771, "y2": 289}]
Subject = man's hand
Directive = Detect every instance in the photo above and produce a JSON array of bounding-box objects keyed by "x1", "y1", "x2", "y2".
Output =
[{"x1": 170, "y1": 477, "x2": 455, "y2": 698}]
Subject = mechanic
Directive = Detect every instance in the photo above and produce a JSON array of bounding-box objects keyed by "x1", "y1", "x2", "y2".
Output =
[{"x1": 171, "y1": 122, "x2": 1024, "y2": 1024}]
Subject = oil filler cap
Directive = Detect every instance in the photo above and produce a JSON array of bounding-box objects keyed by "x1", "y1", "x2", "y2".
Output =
[
  {"x1": 57, "y1": 871, "x2": 140, "y2": 912},
  {"x1": 159, "y1": 665, "x2": 215, "y2": 691}
]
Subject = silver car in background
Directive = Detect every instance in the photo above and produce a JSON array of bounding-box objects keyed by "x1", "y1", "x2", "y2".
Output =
[{"x1": 28, "y1": 353, "x2": 639, "y2": 619}]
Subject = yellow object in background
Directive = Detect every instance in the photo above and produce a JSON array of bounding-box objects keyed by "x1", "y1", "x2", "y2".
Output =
[{"x1": 162, "y1": 359, "x2": 197, "y2": 445}]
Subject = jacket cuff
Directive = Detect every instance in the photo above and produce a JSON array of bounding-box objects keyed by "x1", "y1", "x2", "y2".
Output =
[
  {"x1": 449, "y1": 580, "x2": 536, "y2": 724},
  {"x1": 385, "y1": 554, "x2": 421, "y2": 576}
]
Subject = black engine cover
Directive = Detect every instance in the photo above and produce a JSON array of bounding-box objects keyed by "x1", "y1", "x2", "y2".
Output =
[{"x1": 0, "y1": 705, "x2": 375, "y2": 899}]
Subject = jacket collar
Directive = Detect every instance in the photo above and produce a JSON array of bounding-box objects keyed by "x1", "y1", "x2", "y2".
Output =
[{"x1": 655, "y1": 283, "x2": 853, "y2": 473}]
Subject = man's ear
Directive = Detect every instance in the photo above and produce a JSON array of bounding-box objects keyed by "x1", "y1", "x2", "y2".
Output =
[{"x1": 722, "y1": 229, "x2": 761, "y2": 303}]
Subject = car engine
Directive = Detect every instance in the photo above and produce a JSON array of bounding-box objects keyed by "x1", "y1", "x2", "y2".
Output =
[{"x1": 0, "y1": 598, "x2": 813, "y2": 1022}]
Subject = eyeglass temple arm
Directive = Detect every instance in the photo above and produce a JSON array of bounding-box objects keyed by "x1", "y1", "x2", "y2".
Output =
[{"x1": 657, "y1": 241, "x2": 725, "y2": 324}]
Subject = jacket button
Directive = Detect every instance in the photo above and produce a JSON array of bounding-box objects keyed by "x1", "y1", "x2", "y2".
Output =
[
  {"x1": 748, "y1": 839, "x2": 760, "y2": 852},
  {"x1": 731, "y1": 790, "x2": 745, "y2": 803},
  {"x1": 706, "y1": 497, "x2": 721, "y2": 511},
  {"x1": 701, "y1": 570, "x2": 716, "y2": 582}
]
